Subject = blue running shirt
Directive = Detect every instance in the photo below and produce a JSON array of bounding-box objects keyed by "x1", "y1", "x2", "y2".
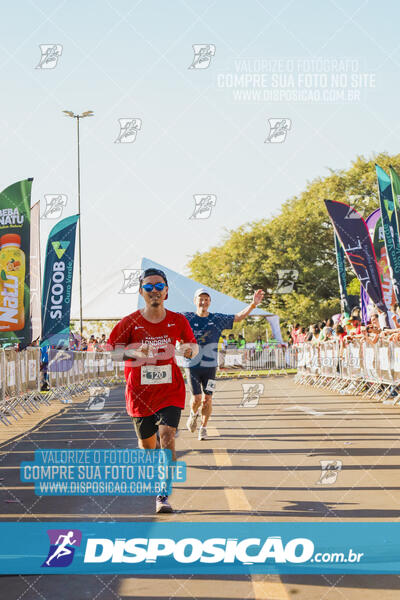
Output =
[{"x1": 182, "y1": 312, "x2": 235, "y2": 367}]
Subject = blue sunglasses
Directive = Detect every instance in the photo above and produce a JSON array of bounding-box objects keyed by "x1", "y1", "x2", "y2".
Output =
[{"x1": 142, "y1": 282, "x2": 167, "y2": 292}]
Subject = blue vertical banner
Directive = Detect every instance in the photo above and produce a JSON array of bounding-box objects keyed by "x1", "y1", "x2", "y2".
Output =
[
  {"x1": 41, "y1": 215, "x2": 79, "y2": 347},
  {"x1": 375, "y1": 164, "x2": 400, "y2": 303}
]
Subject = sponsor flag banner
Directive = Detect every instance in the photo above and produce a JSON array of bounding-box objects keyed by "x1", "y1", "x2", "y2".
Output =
[
  {"x1": 361, "y1": 209, "x2": 380, "y2": 324},
  {"x1": 0, "y1": 179, "x2": 32, "y2": 346},
  {"x1": 1, "y1": 522, "x2": 400, "y2": 574},
  {"x1": 371, "y1": 210, "x2": 396, "y2": 326},
  {"x1": 30, "y1": 201, "x2": 41, "y2": 341},
  {"x1": 361, "y1": 209, "x2": 396, "y2": 326},
  {"x1": 334, "y1": 233, "x2": 350, "y2": 316},
  {"x1": 324, "y1": 200, "x2": 387, "y2": 313},
  {"x1": 375, "y1": 164, "x2": 400, "y2": 303},
  {"x1": 41, "y1": 215, "x2": 79, "y2": 347},
  {"x1": 389, "y1": 165, "x2": 400, "y2": 244}
]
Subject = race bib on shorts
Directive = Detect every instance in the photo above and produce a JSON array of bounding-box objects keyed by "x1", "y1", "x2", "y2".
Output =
[
  {"x1": 141, "y1": 364, "x2": 172, "y2": 385},
  {"x1": 205, "y1": 379, "x2": 216, "y2": 393}
]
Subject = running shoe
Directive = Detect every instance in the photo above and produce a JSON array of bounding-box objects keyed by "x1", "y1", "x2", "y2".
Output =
[
  {"x1": 198, "y1": 426, "x2": 207, "y2": 441},
  {"x1": 155, "y1": 495, "x2": 173, "y2": 514},
  {"x1": 186, "y1": 412, "x2": 199, "y2": 433}
]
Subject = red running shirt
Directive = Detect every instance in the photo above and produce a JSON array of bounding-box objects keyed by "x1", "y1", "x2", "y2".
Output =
[{"x1": 108, "y1": 309, "x2": 196, "y2": 417}]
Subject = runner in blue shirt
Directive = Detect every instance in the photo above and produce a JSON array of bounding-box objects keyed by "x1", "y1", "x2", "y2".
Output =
[{"x1": 184, "y1": 288, "x2": 265, "y2": 440}]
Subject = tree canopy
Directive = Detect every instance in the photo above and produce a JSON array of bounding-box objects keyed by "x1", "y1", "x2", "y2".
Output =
[{"x1": 187, "y1": 153, "x2": 400, "y2": 327}]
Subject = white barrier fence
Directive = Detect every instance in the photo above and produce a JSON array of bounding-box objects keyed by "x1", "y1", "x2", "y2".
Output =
[
  {"x1": 0, "y1": 349, "x2": 125, "y2": 426},
  {"x1": 294, "y1": 339, "x2": 400, "y2": 399},
  {"x1": 219, "y1": 347, "x2": 297, "y2": 370},
  {"x1": 0, "y1": 344, "x2": 300, "y2": 427}
]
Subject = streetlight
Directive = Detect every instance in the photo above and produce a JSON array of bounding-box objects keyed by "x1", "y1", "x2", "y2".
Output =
[{"x1": 63, "y1": 110, "x2": 94, "y2": 339}]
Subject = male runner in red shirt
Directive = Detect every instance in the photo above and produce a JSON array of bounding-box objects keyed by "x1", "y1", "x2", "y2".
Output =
[{"x1": 108, "y1": 268, "x2": 198, "y2": 514}]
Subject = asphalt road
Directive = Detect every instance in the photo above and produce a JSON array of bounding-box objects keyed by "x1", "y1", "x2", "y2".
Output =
[{"x1": 0, "y1": 375, "x2": 400, "y2": 598}]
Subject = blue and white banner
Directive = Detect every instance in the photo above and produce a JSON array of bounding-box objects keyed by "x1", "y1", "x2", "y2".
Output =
[
  {"x1": 1, "y1": 522, "x2": 400, "y2": 574},
  {"x1": 41, "y1": 214, "x2": 78, "y2": 347}
]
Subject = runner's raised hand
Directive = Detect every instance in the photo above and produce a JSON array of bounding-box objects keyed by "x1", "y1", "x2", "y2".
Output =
[{"x1": 252, "y1": 289, "x2": 265, "y2": 306}]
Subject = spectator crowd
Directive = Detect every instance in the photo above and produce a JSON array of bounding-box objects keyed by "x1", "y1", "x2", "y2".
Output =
[{"x1": 288, "y1": 303, "x2": 400, "y2": 348}]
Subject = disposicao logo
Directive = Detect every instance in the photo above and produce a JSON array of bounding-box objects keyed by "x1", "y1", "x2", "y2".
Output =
[
  {"x1": 83, "y1": 536, "x2": 314, "y2": 564},
  {"x1": 42, "y1": 529, "x2": 82, "y2": 567},
  {"x1": 51, "y1": 241, "x2": 70, "y2": 259}
]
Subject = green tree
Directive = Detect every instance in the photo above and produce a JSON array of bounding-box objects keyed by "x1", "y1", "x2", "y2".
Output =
[
  {"x1": 188, "y1": 153, "x2": 400, "y2": 325},
  {"x1": 347, "y1": 277, "x2": 361, "y2": 295}
]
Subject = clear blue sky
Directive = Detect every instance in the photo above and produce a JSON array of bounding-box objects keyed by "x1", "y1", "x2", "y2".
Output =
[{"x1": 1, "y1": 0, "x2": 399, "y2": 317}]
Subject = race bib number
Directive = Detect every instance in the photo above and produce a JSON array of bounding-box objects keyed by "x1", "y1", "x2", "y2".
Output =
[
  {"x1": 205, "y1": 379, "x2": 216, "y2": 393},
  {"x1": 141, "y1": 364, "x2": 172, "y2": 385}
]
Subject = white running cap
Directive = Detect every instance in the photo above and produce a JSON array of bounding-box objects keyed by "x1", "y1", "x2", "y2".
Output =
[{"x1": 194, "y1": 288, "x2": 211, "y2": 300}]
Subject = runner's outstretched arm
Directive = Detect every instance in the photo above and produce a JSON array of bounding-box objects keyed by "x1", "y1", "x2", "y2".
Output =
[{"x1": 233, "y1": 289, "x2": 265, "y2": 322}]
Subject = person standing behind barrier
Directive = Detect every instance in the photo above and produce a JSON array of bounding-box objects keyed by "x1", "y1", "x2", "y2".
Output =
[
  {"x1": 319, "y1": 318, "x2": 334, "y2": 341},
  {"x1": 184, "y1": 288, "x2": 264, "y2": 441},
  {"x1": 306, "y1": 325, "x2": 320, "y2": 343},
  {"x1": 296, "y1": 327, "x2": 307, "y2": 344},
  {"x1": 237, "y1": 334, "x2": 246, "y2": 349},
  {"x1": 334, "y1": 324, "x2": 347, "y2": 340},
  {"x1": 40, "y1": 345, "x2": 49, "y2": 391},
  {"x1": 255, "y1": 337, "x2": 263, "y2": 352},
  {"x1": 226, "y1": 333, "x2": 237, "y2": 348},
  {"x1": 217, "y1": 335, "x2": 227, "y2": 368},
  {"x1": 290, "y1": 324, "x2": 301, "y2": 345},
  {"x1": 333, "y1": 324, "x2": 347, "y2": 373},
  {"x1": 363, "y1": 315, "x2": 382, "y2": 345},
  {"x1": 343, "y1": 316, "x2": 362, "y2": 336}
]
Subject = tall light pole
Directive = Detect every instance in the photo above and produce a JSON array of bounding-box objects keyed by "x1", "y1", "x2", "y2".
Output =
[{"x1": 63, "y1": 110, "x2": 94, "y2": 338}]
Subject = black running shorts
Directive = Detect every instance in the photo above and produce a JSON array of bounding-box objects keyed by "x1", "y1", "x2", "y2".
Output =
[
  {"x1": 185, "y1": 366, "x2": 217, "y2": 396},
  {"x1": 132, "y1": 405, "x2": 181, "y2": 440}
]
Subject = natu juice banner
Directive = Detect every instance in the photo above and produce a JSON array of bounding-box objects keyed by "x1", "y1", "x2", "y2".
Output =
[{"x1": 0, "y1": 179, "x2": 32, "y2": 346}]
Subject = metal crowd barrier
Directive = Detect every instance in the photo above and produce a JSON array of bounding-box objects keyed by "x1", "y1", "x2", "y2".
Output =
[
  {"x1": 294, "y1": 339, "x2": 400, "y2": 401},
  {"x1": 219, "y1": 346, "x2": 297, "y2": 372},
  {"x1": 0, "y1": 348, "x2": 125, "y2": 426},
  {"x1": 46, "y1": 350, "x2": 124, "y2": 404},
  {"x1": 0, "y1": 347, "x2": 47, "y2": 426}
]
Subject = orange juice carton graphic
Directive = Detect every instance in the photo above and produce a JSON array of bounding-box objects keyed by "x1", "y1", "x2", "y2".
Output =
[{"x1": 0, "y1": 234, "x2": 25, "y2": 331}]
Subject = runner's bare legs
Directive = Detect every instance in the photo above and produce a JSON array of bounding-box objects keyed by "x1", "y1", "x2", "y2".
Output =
[
  {"x1": 138, "y1": 426, "x2": 176, "y2": 459},
  {"x1": 201, "y1": 395, "x2": 212, "y2": 426},
  {"x1": 191, "y1": 393, "x2": 212, "y2": 427}
]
